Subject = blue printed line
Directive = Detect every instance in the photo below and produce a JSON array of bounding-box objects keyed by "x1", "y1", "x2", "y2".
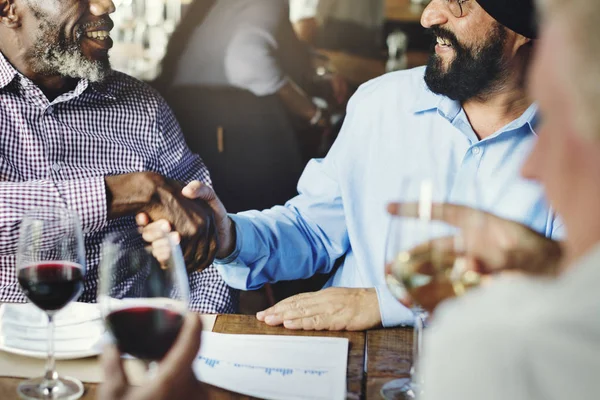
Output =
[{"x1": 198, "y1": 356, "x2": 328, "y2": 377}]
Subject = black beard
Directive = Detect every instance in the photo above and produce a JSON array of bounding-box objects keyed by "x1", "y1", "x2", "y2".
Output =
[{"x1": 424, "y1": 24, "x2": 509, "y2": 102}]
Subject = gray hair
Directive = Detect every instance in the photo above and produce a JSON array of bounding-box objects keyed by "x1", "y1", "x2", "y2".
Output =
[{"x1": 538, "y1": 0, "x2": 600, "y2": 138}]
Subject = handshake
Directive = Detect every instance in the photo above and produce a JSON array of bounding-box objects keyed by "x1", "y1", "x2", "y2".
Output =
[{"x1": 105, "y1": 172, "x2": 234, "y2": 273}]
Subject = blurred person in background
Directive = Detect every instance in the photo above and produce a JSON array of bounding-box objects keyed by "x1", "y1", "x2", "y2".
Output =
[
  {"x1": 155, "y1": 0, "x2": 348, "y2": 216},
  {"x1": 141, "y1": 0, "x2": 562, "y2": 332},
  {"x1": 289, "y1": 0, "x2": 385, "y2": 57},
  {"x1": 158, "y1": 0, "x2": 348, "y2": 157}
]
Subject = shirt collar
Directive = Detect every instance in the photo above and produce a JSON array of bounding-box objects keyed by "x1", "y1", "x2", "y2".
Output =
[
  {"x1": 0, "y1": 51, "x2": 116, "y2": 100},
  {"x1": 411, "y1": 82, "x2": 470, "y2": 121},
  {"x1": 89, "y1": 73, "x2": 118, "y2": 100},
  {"x1": 412, "y1": 80, "x2": 539, "y2": 138},
  {"x1": 0, "y1": 52, "x2": 19, "y2": 90},
  {"x1": 412, "y1": 81, "x2": 442, "y2": 114}
]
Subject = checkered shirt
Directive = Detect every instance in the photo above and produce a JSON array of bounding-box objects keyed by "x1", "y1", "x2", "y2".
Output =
[{"x1": 0, "y1": 52, "x2": 238, "y2": 313}]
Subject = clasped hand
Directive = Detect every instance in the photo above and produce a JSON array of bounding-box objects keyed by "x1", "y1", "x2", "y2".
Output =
[{"x1": 106, "y1": 172, "x2": 219, "y2": 273}]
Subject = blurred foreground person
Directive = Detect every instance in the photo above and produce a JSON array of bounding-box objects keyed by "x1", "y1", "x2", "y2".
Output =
[{"x1": 411, "y1": 0, "x2": 600, "y2": 398}]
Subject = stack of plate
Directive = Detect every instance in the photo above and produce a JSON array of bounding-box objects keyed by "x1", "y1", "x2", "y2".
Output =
[{"x1": 0, "y1": 303, "x2": 105, "y2": 359}]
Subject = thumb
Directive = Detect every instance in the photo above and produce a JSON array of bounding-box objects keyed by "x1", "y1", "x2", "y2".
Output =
[
  {"x1": 182, "y1": 181, "x2": 227, "y2": 219},
  {"x1": 99, "y1": 344, "x2": 129, "y2": 399},
  {"x1": 156, "y1": 313, "x2": 202, "y2": 384},
  {"x1": 182, "y1": 181, "x2": 213, "y2": 200}
]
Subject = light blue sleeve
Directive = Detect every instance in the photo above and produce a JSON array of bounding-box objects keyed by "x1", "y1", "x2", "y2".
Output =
[
  {"x1": 214, "y1": 96, "x2": 358, "y2": 290},
  {"x1": 550, "y1": 216, "x2": 565, "y2": 241},
  {"x1": 376, "y1": 283, "x2": 417, "y2": 327}
]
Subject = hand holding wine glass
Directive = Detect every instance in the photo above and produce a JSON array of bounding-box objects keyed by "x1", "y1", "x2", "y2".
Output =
[
  {"x1": 382, "y1": 178, "x2": 475, "y2": 400},
  {"x1": 16, "y1": 208, "x2": 86, "y2": 400},
  {"x1": 99, "y1": 229, "x2": 190, "y2": 365},
  {"x1": 99, "y1": 313, "x2": 206, "y2": 400},
  {"x1": 388, "y1": 202, "x2": 563, "y2": 279}
]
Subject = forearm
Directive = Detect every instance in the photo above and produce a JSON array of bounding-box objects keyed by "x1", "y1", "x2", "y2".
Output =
[
  {"x1": 215, "y1": 206, "x2": 345, "y2": 290},
  {"x1": 104, "y1": 172, "x2": 162, "y2": 220},
  {"x1": 276, "y1": 80, "x2": 318, "y2": 122}
]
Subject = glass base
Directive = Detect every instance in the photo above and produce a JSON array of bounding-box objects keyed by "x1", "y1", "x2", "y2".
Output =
[
  {"x1": 380, "y1": 378, "x2": 420, "y2": 400},
  {"x1": 18, "y1": 376, "x2": 84, "y2": 400}
]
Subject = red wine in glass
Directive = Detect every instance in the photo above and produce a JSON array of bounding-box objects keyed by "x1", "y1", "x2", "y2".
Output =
[
  {"x1": 17, "y1": 261, "x2": 84, "y2": 312},
  {"x1": 106, "y1": 306, "x2": 184, "y2": 361},
  {"x1": 16, "y1": 208, "x2": 86, "y2": 400}
]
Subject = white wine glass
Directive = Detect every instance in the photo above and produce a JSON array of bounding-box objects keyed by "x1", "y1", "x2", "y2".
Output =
[{"x1": 382, "y1": 178, "x2": 483, "y2": 399}]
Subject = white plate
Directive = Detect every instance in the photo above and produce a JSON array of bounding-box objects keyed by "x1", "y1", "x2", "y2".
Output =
[
  {"x1": 0, "y1": 324, "x2": 106, "y2": 360},
  {"x1": 0, "y1": 341, "x2": 103, "y2": 360},
  {"x1": 0, "y1": 303, "x2": 105, "y2": 360}
]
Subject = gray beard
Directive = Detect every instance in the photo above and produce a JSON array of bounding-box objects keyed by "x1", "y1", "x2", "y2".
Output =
[
  {"x1": 30, "y1": 44, "x2": 110, "y2": 83},
  {"x1": 26, "y1": 10, "x2": 111, "y2": 82}
]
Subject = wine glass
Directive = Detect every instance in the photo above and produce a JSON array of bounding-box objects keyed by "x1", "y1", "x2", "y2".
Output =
[
  {"x1": 381, "y1": 179, "x2": 483, "y2": 400},
  {"x1": 16, "y1": 208, "x2": 86, "y2": 400},
  {"x1": 98, "y1": 229, "x2": 190, "y2": 364}
]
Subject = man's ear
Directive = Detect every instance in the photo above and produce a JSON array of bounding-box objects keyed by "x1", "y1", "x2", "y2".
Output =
[{"x1": 0, "y1": 0, "x2": 21, "y2": 29}]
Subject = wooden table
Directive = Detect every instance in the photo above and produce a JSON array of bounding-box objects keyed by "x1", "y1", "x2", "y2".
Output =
[{"x1": 0, "y1": 315, "x2": 412, "y2": 400}]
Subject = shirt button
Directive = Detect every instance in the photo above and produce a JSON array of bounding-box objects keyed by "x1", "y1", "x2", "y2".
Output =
[
  {"x1": 45, "y1": 106, "x2": 54, "y2": 115},
  {"x1": 52, "y1": 163, "x2": 61, "y2": 172},
  {"x1": 472, "y1": 147, "x2": 481, "y2": 155}
]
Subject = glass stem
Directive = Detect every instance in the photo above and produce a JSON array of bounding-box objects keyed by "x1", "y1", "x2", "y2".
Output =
[
  {"x1": 410, "y1": 312, "x2": 425, "y2": 383},
  {"x1": 42, "y1": 314, "x2": 58, "y2": 394}
]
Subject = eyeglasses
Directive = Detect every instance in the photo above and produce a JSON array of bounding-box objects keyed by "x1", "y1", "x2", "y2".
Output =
[{"x1": 444, "y1": 0, "x2": 471, "y2": 18}]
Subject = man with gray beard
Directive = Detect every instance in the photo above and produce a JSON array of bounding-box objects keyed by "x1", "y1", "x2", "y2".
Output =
[{"x1": 0, "y1": 0, "x2": 237, "y2": 313}]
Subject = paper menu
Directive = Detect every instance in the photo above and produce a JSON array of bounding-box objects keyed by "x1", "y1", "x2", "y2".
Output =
[{"x1": 195, "y1": 332, "x2": 348, "y2": 400}]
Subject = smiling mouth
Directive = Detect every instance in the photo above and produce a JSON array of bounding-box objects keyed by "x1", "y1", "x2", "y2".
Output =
[
  {"x1": 436, "y1": 36, "x2": 453, "y2": 48},
  {"x1": 85, "y1": 30, "x2": 111, "y2": 41}
]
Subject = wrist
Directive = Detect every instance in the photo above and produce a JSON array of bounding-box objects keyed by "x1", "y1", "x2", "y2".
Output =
[
  {"x1": 216, "y1": 216, "x2": 237, "y2": 259},
  {"x1": 545, "y1": 239, "x2": 564, "y2": 276},
  {"x1": 365, "y1": 288, "x2": 383, "y2": 328}
]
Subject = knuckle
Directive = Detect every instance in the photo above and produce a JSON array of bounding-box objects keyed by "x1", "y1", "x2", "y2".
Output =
[
  {"x1": 310, "y1": 315, "x2": 322, "y2": 329},
  {"x1": 298, "y1": 306, "x2": 310, "y2": 317}
]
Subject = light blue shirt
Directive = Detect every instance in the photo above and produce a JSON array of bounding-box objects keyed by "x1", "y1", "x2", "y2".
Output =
[{"x1": 215, "y1": 67, "x2": 563, "y2": 327}]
